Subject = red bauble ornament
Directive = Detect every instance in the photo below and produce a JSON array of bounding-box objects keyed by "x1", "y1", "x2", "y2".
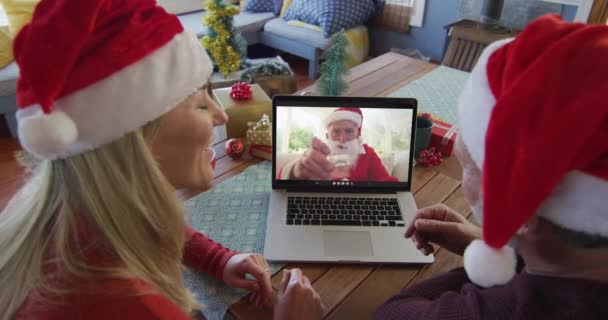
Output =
[
  {"x1": 230, "y1": 82, "x2": 253, "y2": 101},
  {"x1": 225, "y1": 138, "x2": 245, "y2": 160},
  {"x1": 417, "y1": 148, "x2": 444, "y2": 168}
]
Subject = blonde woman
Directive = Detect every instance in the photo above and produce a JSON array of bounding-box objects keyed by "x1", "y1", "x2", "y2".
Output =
[{"x1": 0, "y1": 0, "x2": 323, "y2": 319}]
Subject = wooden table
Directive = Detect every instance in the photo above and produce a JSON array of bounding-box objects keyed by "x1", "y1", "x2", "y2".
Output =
[{"x1": 203, "y1": 52, "x2": 474, "y2": 320}]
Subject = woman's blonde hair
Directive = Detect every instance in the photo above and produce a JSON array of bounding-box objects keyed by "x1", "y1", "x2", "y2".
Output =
[{"x1": 0, "y1": 118, "x2": 199, "y2": 319}]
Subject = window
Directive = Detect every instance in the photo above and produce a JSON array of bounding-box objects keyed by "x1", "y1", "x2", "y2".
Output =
[
  {"x1": 538, "y1": 0, "x2": 594, "y2": 22},
  {"x1": 383, "y1": 0, "x2": 426, "y2": 28}
]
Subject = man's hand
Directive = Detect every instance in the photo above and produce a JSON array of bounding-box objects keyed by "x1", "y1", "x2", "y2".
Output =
[
  {"x1": 274, "y1": 269, "x2": 325, "y2": 320},
  {"x1": 405, "y1": 204, "x2": 482, "y2": 256},
  {"x1": 292, "y1": 137, "x2": 335, "y2": 180},
  {"x1": 222, "y1": 254, "x2": 273, "y2": 308}
]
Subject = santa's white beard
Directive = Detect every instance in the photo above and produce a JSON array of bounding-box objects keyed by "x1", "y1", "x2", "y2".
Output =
[
  {"x1": 326, "y1": 138, "x2": 365, "y2": 156},
  {"x1": 325, "y1": 138, "x2": 365, "y2": 169}
]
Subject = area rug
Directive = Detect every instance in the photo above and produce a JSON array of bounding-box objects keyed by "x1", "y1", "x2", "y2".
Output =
[
  {"x1": 13, "y1": 153, "x2": 281, "y2": 320},
  {"x1": 388, "y1": 65, "x2": 469, "y2": 124},
  {"x1": 183, "y1": 161, "x2": 284, "y2": 320}
]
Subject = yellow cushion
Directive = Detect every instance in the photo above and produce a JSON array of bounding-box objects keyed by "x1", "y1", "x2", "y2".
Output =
[
  {"x1": 281, "y1": 21, "x2": 369, "y2": 69},
  {"x1": 280, "y1": 0, "x2": 292, "y2": 16},
  {"x1": 287, "y1": 20, "x2": 322, "y2": 32},
  {"x1": 0, "y1": 26, "x2": 12, "y2": 68},
  {"x1": 344, "y1": 26, "x2": 369, "y2": 69},
  {"x1": 0, "y1": 0, "x2": 39, "y2": 37}
]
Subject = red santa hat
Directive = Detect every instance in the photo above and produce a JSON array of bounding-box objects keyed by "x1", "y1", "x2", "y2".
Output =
[
  {"x1": 458, "y1": 15, "x2": 608, "y2": 288},
  {"x1": 14, "y1": 0, "x2": 213, "y2": 159},
  {"x1": 324, "y1": 107, "x2": 363, "y2": 136}
]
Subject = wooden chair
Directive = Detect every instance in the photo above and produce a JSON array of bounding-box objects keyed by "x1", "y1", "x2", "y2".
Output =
[{"x1": 442, "y1": 20, "x2": 517, "y2": 72}]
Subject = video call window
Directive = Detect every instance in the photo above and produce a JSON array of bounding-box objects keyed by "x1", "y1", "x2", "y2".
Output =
[{"x1": 275, "y1": 106, "x2": 413, "y2": 183}]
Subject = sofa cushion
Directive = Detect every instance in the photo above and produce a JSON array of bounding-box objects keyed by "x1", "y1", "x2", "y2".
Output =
[
  {"x1": 280, "y1": 0, "x2": 293, "y2": 16},
  {"x1": 0, "y1": 61, "x2": 18, "y2": 96},
  {"x1": 283, "y1": 0, "x2": 376, "y2": 38},
  {"x1": 235, "y1": 11, "x2": 275, "y2": 34},
  {"x1": 178, "y1": 11, "x2": 274, "y2": 38},
  {"x1": 263, "y1": 17, "x2": 331, "y2": 50},
  {"x1": 157, "y1": 0, "x2": 204, "y2": 15},
  {"x1": 273, "y1": 0, "x2": 283, "y2": 16},
  {"x1": 176, "y1": 11, "x2": 209, "y2": 38},
  {"x1": 0, "y1": 26, "x2": 12, "y2": 69},
  {"x1": 244, "y1": 0, "x2": 274, "y2": 13}
]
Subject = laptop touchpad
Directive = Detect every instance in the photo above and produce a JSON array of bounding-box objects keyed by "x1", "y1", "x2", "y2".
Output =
[{"x1": 323, "y1": 231, "x2": 373, "y2": 257}]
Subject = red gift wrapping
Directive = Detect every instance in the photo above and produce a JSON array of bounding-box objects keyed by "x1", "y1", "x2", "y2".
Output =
[
  {"x1": 429, "y1": 119, "x2": 458, "y2": 157},
  {"x1": 249, "y1": 144, "x2": 272, "y2": 161}
]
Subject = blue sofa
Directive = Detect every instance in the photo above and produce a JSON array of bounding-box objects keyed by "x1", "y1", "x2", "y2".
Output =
[
  {"x1": 0, "y1": 8, "x2": 329, "y2": 137},
  {"x1": 178, "y1": 10, "x2": 333, "y2": 79}
]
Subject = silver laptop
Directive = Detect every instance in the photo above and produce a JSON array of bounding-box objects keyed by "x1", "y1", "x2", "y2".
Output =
[{"x1": 264, "y1": 96, "x2": 434, "y2": 264}]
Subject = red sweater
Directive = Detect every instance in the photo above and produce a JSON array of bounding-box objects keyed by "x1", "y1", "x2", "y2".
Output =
[
  {"x1": 375, "y1": 268, "x2": 608, "y2": 320},
  {"x1": 14, "y1": 226, "x2": 237, "y2": 320}
]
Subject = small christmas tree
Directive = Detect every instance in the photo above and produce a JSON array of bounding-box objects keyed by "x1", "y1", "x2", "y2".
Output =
[
  {"x1": 201, "y1": 0, "x2": 247, "y2": 77},
  {"x1": 318, "y1": 30, "x2": 349, "y2": 96}
]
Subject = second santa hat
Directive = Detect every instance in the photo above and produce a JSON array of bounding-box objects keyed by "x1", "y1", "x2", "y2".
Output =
[
  {"x1": 325, "y1": 107, "x2": 363, "y2": 137},
  {"x1": 14, "y1": 0, "x2": 212, "y2": 159},
  {"x1": 458, "y1": 15, "x2": 608, "y2": 288}
]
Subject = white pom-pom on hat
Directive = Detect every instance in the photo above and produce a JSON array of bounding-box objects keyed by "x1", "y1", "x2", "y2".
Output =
[
  {"x1": 18, "y1": 109, "x2": 78, "y2": 159},
  {"x1": 464, "y1": 239, "x2": 517, "y2": 288}
]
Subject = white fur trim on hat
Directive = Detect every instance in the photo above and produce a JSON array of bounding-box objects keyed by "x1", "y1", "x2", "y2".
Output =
[
  {"x1": 325, "y1": 110, "x2": 362, "y2": 129},
  {"x1": 17, "y1": 30, "x2": 212, "y2": 159},
  {"x1": 464, "y1": 239, "x2": 517, "y2": 288},
  {"x1": 458, "y1": 38, "x2": 514, "y2": 168},
  {"x1": 537, "y1": 171, "x2": 608, "y2": 237}
]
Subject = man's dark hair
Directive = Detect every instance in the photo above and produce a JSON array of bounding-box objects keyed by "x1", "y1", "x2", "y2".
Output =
[{"x1": 543, "y1": 218, "x2": 608, "y2": 249}]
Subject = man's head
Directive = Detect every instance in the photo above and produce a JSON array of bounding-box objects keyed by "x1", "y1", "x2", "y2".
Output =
[
  {"x1": 324, "y1": 108, "x2": 365, "y2": 156},
  {"x1": 324, "y1": 107, "x2": 363, "y2": 141},
  {"x1": 456, "y1": 15, "x2": 608, "y2": 288},
  {"x1": 454, "y1": 135, "x2": 482, "y2": 223},
  {"x1": 327, "y1": 120, "x2": 358, "y2": 143}
]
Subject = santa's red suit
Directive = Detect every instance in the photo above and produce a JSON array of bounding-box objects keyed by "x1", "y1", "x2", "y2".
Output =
[{"x1": 347, "y1": 144, "x2": 399, "y2": 182}]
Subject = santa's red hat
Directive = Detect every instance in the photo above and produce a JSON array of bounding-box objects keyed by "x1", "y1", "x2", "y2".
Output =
[
  {"x1": 14, "y1": 0, "x2": 212, "y2": 159},
  {"x1": 325, "y1": 107, "x2": 363, "y2": 136},
  {"x1": 458, "y1": 15, "x2": 608, "y2": 288}
]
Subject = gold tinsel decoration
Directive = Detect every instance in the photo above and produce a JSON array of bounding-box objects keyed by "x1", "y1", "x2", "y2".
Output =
[{"x1": 200, "y1": 1, "x2": 241, "y2": 77}]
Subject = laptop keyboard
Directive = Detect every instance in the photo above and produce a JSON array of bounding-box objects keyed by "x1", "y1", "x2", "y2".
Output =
[{"x1": 286, "y1": 196, "x2": 405, "y2": 227}]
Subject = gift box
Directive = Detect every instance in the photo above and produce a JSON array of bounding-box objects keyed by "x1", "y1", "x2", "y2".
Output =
[
  {"x1": 429, "y1": 119, "x2": 458, "y2": 157},
  {"x1": 249, "y1": 144, "x2": 272, "y2": 161},
  {"x1": 246, "y1": 114, "x2": 272, "y2": 146},
  {"x1": 212, "y1": 84, "x2": 272, "y2": 138}
]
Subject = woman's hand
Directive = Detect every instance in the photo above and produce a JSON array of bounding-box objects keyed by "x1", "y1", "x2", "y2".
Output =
[
  {"x1": 222, "y1": 253, "x2": 273, "y2": 308},
  {"x1": 405, "y1": 204, "x2": 481, "y2": 256},
  {"x1": 274, "y1": 269, "x2": 324, "y2": 320}
]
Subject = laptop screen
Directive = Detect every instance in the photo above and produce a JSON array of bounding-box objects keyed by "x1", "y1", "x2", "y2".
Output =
[{"x1": 272, "y1": 96, "x2": 417, "y2": 192}]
